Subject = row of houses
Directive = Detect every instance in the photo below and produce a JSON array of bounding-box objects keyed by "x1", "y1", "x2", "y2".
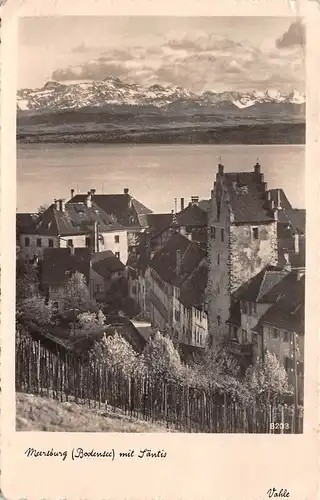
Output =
[{"x1": 16, "y1": 162, "x2": 306, "y2": 400}]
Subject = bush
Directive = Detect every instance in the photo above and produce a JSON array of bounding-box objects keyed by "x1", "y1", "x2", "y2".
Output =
[
  {"x1": 93, "y1": 332, "x2": 146, "y2": 378},
  {"x1": 244, "y1": 351, "x2": 291, "y2": 403}
]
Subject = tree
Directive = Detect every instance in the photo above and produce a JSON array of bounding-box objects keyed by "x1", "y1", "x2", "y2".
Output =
[
  {"x1": 17, "y1": 294, "x2": 53, "y2": 328},
  {"x1": 37, "y1": 204, "x2": 49, "y2": 216},
  {"x1": 143, "y1": 331, "x2": 183, "y2": 384},
  {"x1": 93, "y1": 332, "x2": 145, "y2": 377},
  {"x1": 63, "y1": 271, "x2": 97, "y2": 317},
  {"x1": 244, "y1": 351, "x2": 290, "y2": 403},
  {"x1": 16, "y1": 258, "x2": 39, "y2": 300},
  {"x1": 72, "y1": 310, "x2": 106, "y2": 337}
]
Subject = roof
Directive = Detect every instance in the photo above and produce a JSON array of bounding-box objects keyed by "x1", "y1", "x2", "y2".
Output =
[
  {"x1": 254, "y1": 274, "x2": 305, "y2": 334},
  {"x1": 176, "y1": 204, "x2": 208, "y2": 227},
  {"x1": 277, "y1": 208, "x2": 306, "y2": 234},
  {"x1": 179, "y1": 262, "x2": 208, "y2": 309},
  {"x1": 92, "y1": 251, "x2": 125, "y2": 278},
  {"x1": 16, "y1": 213, "x2": 38, "y2": 233},
  {"x1": 130, "y1": 320, "x2": 153, "y2": 342},
  {"x1": 40, "y1": 248, "x2": 91, "y2": 287},
  {"x1": 198, "y1": 199, "x2": 210, "y2": 212},
  {"x1": 69, "y1": 193, "x2": 152, "y2": 228},
  {"x1": 21, "y1": 201, "x2": 125, "y2": 236},
  {"x1": 140, "y1": 213, "x2": 173, "y2": 235},
  {"x1": 233, "y1": 265, "x2": 289, "y2": 303},
  {"x1": 220, "y1": 171, "x2": 275, "y2": 223},
  {"x1": 149, "y1": 232, "x2": 206, "y2": 287}
]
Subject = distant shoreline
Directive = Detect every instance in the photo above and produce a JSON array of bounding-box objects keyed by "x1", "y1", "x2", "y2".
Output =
[{"x1": 16, "y1": 123, "x2": 305, "y2": 145}]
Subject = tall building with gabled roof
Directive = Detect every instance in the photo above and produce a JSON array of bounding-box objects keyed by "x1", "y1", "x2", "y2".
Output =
[{"x1": 207, "y1": 162, "x2": 280, "y2": 350}]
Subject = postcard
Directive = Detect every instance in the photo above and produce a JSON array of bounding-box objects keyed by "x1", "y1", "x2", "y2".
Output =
[{"x1": 1, "y1": 0, "x2": 318, "y2": 498}]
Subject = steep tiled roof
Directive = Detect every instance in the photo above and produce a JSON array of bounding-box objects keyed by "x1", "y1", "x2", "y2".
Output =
[
  {"x1": 254, "y1": 275, "x2": 305, "y2": 334},
  {"x1": 139, "y1": 213, "x2": 173, "y2": 235},
  {"x1": 179, "y1": 262, "x2": 208, "y2": 309},
  {"x1": 149, "y1": 232, "x2": 206, "y2": 287},
  {"x1": 69, "y1": 193, "x2": 152, "y2": 228},
  {"x1": 279, "y1": 209, "x2": 306, "y2": 234},
  {"x1": 233, "y1": 265, "x2": 289, "y2": 303},
  {"x1": 176, "y1": 204, "x2": 207, "y2": 227},
  {"x1": 221, "y1": 172, "x2": 274, "y2": 223},
  {"x1": 92, "y1": 251, "x2": 125, "y2": 278},
  {"x1": 24, "y1": 201, "x2": 125, "y2": 236},
  {"x1": 16, "y1": 213, "x2": 38, "y2": 233},
  {"x1": 40, "y1": 248, "x2": 91, "y2": 287}
]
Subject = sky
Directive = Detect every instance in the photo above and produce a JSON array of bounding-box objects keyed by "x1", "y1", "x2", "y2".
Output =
[{"x1": 18, "y1": 16, "x2": 305, "y2": 93}]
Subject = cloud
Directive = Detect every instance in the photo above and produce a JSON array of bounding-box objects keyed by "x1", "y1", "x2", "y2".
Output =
[
  {"x1": 51, "y1": 31, "x2": 304, "y2": 93},
  {"x1": 276, "y1": 20, "x2": 306, "y2": 48}
]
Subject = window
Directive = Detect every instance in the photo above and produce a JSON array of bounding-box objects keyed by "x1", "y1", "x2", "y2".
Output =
[
  {"x1": 252, "y1": 227, "x2": 259, "y2": 240},
  {"x1": 52, "y1": 301, "x2": 59, "y2": 310},
  {"x1": 217, "y1": 253, "x2": 220, "y2": 265},
  {"x1": 252, "y1": 303, "x2": 257, "y2": 314},
  {"x1": 175, "y1": 310, "x2": 181, "y2": 322},
  {"x1": 36, "y1": 238, "x2": 42, "y2": 247},
  {"x1": 272, "y1": 327, "x2": 280, "y2": 339},
  {"x1": 217, "y1": 284, "x2": 220, "y2": 295},
  {"x1": 114, "y1": 235, "x2": 120, "y2": 243},
  {"x1": 242, "y1": 302, "x2": 247, "y2": 314},
  {"x1": 283, "y1": 330, "x2": 289, "y2": 342},
  {"x1": 25, "y1": 237, "x2": 30, "y2": 247},
  {"x1": 211, "y1": 226, "x2": 216, "y2": 239},
  {"x1": 285, "y1": 356, "x2": 294, "y2": 373},
  {"x1": 248, "y1": 303, "x2": 252, "y2": 315},
  {"x1": 96, "y1": 284, "x2": 102, "y2": 293},
  {"x1": 217, "y1": 314, "x2": 221, "y2": 326},
  {"x1": 48, "y1": 239, "x2": 54, "y2": 248},
  {"x1": 221, "y1": 228, "x2": 224, "y2": 242},
  {"x1": 115, "y1": 252, "x2": 120, "y2": 259},
  {"x1": 51, "y1": 287, "x2": 58, "y2": 293},
  {"x1": 67, "y1": 239, "x2": 73, "y2": 247},
  {"x1": 85, "y1": 237, "x2": 91, "y2": 247},
  {"x1": 242, "y1": 329, "x2": 248, "y2": 343}
]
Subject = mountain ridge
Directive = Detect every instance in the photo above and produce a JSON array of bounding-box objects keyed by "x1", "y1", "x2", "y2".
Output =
[{"x1": 17, "y1": 76, "x2": 306, "y2": 115}]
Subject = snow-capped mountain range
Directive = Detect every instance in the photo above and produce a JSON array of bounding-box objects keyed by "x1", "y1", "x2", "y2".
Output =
[{"x1": 17, "y1": 76, "x2": 305, "y2": 113}]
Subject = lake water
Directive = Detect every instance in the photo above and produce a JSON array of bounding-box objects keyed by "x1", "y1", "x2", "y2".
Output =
[{"x1": 17, "y1": 144, "x2": 305, "y2": 213}]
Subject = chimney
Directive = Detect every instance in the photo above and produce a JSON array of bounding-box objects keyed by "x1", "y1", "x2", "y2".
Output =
[
  {"x1": 174, "y1": 198, "x2": 177, "y2": 213},
  {"x1": 218, "y1": 163, "x2": 224, "y2": 175},
  {"x1": 54, "y1": 199, "x2": 60, "y2": 210},
  {"x1": 294, "y1": 233, "x2": 300, "y2": 254},
  {"x1": 60, "y1": 199, "x2": 66, "y2": 212},
  {"x1": 254, "y1": 162, "x2": 261, "y2": 175},
  {"x1": 94, "y1": 220, "x2": 99, "y2": 253},
  {"x1": 71, "y1": 188, "x2": 75, "y2": 199},
  {"x1": 124, "y1": 188, "x2": 129, "y2": 194},
  {"x1": 85, "y1": 191, "x2": 92, "y2": 208},
  {"x1": 180, "y1": 197, "x2": 185, "y2": 211},
  {"x1": 277, "y1": 189, "x2": 282, "y2": 209},
  {"x1": 176, "y1": 249, "x2": 181, "y2": 276},
  {"x1": 267, "y1": 191, "x2": 272, "y2": 201},
  {"x1": 261, "y1": 182, "x2": 267, "y2": 193},
  {"x1": 191, "y1": 196, "x2": 199, "y2": 205},
  {"x1": 260, "y1": 173, "x2": 264, "y2": 183}
]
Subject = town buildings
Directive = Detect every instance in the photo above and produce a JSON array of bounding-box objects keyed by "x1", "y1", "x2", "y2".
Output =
[
  {"x1": 206, "y1": 162, "x2": 305, "y2": 352},
  {"x1": 16, "y1": 166, "x2": 306, "y2": 395},
  {"x1": 17, "y1": 189, "x2": 153, "y2": 265}
]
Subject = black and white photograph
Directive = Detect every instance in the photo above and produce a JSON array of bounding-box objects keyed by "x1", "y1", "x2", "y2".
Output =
[{"x1": 15, "y1": 15, "x2": 306, "y2": 434}]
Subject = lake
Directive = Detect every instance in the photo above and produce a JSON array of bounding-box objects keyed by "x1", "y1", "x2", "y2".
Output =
[{"x1": 17, "y1": 143, "x2": 305, "y2": 213}]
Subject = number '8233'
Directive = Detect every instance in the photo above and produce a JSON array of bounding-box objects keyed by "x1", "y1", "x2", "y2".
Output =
[{"x1": 270, "y1": 422, "x2": 290, "y2": 430}]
